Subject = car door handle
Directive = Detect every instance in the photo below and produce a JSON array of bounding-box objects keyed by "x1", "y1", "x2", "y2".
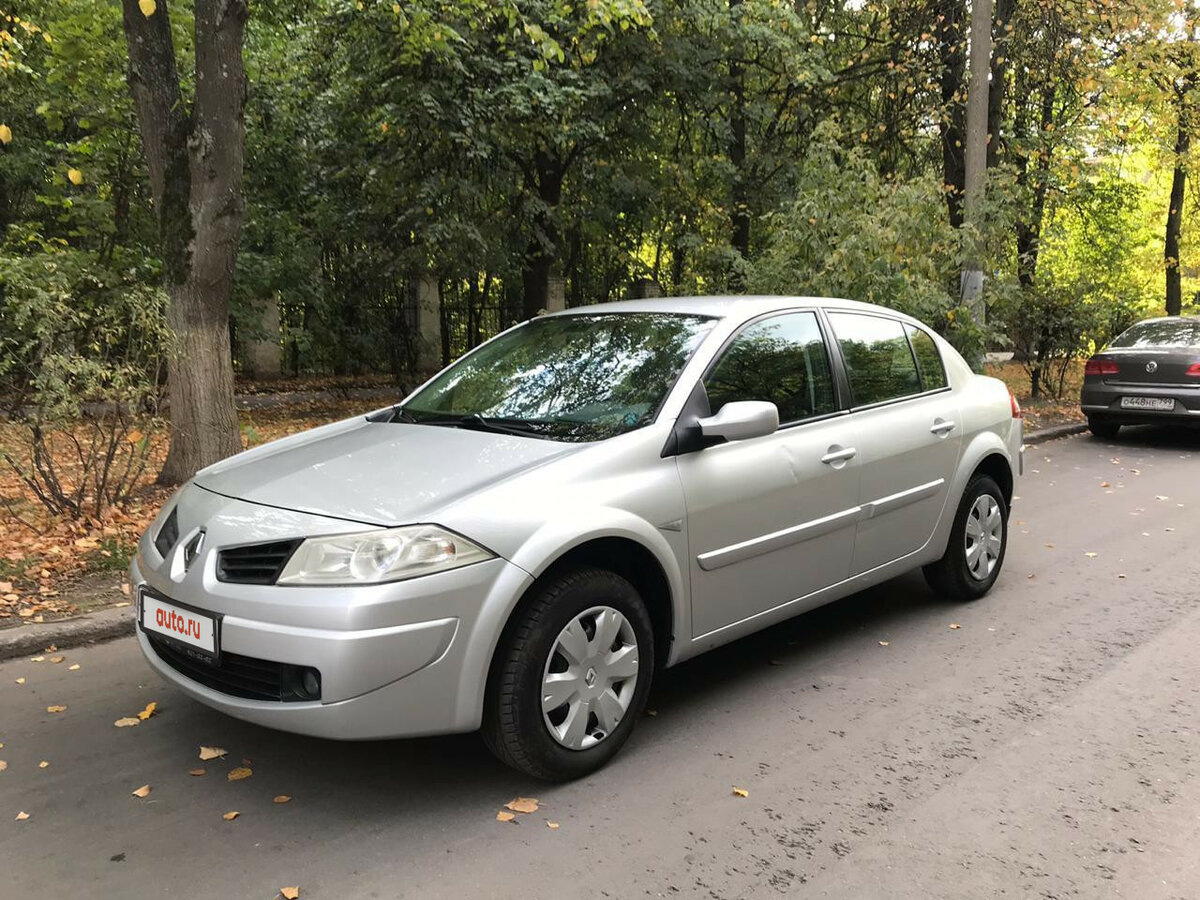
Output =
[
  {"x1": 930, "y1": 419, "x2": 956, "y2": 436},
  {"x1": 821, "y1": 446, "x2": 857, "y2": 465}
]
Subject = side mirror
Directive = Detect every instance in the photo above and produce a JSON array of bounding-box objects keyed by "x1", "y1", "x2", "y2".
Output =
[{"x1": 696, "y1": 401, "x2": 779, "y2": 443}]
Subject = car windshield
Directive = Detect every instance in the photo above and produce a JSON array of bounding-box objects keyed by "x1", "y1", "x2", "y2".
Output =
[
  {"x1": 397, "y1": 312, "x2": 716, "y2": 441},
  {"x1": 1109, "y1": 319, "x2": 1200, "y2": 349}
]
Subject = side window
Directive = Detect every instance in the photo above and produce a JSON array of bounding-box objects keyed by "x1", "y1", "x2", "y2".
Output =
[
  {"x1": 905, "y1": 324, "x2": 948, "y2": 390},
  {"x1": 704, "y1": 312, "x2": 837, "y2": 424},
  {"x1": 827, "y1": 312, "x2": 921, "y2": 407}
]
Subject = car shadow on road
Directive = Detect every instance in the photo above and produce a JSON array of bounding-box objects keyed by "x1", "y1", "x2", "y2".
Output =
[
  {"x1": 1086, "y1": 424, "x2": 1200, "y2": 451},
  {"x1": 153, "y1": 570, "x2": 946, "y2": 818}
]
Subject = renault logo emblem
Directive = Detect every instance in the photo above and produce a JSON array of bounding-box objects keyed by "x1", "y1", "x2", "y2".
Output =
[
  {"x1": 1146, "y1": 360, "x2": 1158, "y2": 374},
  {"x1": 183, "y1": 530, "x2": 206, "y2": 571}
]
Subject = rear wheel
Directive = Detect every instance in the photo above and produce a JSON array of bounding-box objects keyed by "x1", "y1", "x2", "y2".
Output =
[
  {"x1": 482, "y1": 567, "x2": 654, "y2": 781},
  {"x1": 924, "y1": 475, "x2": 1008, "y2": 602},
  {"x1": 1087, "y1": 416, "x2": 1121, "y2": 439}
]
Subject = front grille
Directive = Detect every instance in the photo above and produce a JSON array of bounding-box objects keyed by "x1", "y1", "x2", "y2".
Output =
[
  {"x1": 154, "y1": 508, "x2": 179, "y2": 557},
  {"x1": 145, "y1": 632, "x2": 319, "y2": 702},
  {"x1": 216, "y1": 540, "x2": 301, "y2": 585}
]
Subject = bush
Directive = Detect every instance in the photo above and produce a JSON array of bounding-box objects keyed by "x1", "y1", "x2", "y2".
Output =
[{"x1": 0, "y1": 248, "x2": 169, "y2": 518}]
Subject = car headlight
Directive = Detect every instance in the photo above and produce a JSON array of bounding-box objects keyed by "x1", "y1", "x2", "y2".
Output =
[{"x1": 276, "y1": 526, "x2": 494, "y2": 585}]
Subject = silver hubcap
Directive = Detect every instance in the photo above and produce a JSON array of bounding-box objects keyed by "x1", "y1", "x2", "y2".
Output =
[
  {"x1": 964, "y1": 493, "x2": 1003, "y2": 581},
  {"x1": 541, "y1": 606, "x2": 640, "y2": 751}
]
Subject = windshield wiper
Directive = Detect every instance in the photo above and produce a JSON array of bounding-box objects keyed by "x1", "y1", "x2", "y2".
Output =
[{"x1": 457, "y1": 414, "x2": 541, "y2": 437}]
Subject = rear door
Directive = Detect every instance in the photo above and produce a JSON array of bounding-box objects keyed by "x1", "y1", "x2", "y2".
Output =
[
  {"x1": 677, "y1": 310, "x2": 861, "y2": 638},
  {"x1": 825, "y1": 312, "x2": 961, "y2": 575}
]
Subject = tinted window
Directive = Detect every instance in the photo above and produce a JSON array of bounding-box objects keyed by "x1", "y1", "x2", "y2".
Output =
[
  {"x1": 1109, "y1": 319, "x2": 1200, "y2": 348},
  {"x1": 828, "y1": 312, "x2": 921, "y2": 406},
  {"x1": 905, "y1": 324, "x2": 948, "y2": 390},
  {"x1": 402, "y1": 313, "x2": 715, "y2": 441},
  {"x1": 704, "y1": 312, "x2": 837, "y2": 424}
]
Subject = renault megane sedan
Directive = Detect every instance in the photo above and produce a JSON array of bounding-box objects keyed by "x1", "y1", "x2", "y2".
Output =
[
  {"x1": 1081, "y1": 316, "x2": 1200, "y2": 438},
  {"x1": 134, "y1": 296, "x2": 1023, "y2": 780}
]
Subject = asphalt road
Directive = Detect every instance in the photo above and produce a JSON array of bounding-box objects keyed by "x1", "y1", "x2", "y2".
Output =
[{"x1": 2, "y1": 427, "x2": 1199, "y2": 900}]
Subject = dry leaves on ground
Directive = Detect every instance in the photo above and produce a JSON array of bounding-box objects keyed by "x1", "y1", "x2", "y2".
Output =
[
  {"x1": 273, "y1": 795, "x2": 291, "y2": 804},
  {"x1": 15, "y1": 810, "x2": 29, "y2": 821},
  {"x1": 68, "y1": 664, "x2": 80, "y2": 671},
  {"x1": 114, "y1": 717, "x2": 140, "y2": 728},
  {"x1": 198, "y1": 746, "x2": 227, "y2": 761},
  {"x1": 227, "y1": 767, "x2": 252, "y2": 781},
  {"x1": 496, "y1": 810, "x2": 516, "y2": 823},
  {"x1": 138, "y1": 702, "x2": 157, "y2": 720},
  {"x1": 732, "y1": 787, "x2": 749, "y2": 798},
  {"x1": 280, "y1": 888, "x2": 300, "y2": 900},
  {"x1": 131, "y1": 785, "x2": 151, "y2": 798},
  {"x1": 223, "y1": 811, "x2": 240, "y2": 821},
  {"x1": 546, "y1": 821, "x2": 560, "y2": 830},
  {"x1": 0, "y1": 760, "x2": 7, "y2": 772},
  {"x1": 505, "y1": 797, "x2": 539, "y2": 814},
  {"x1": 46, "y1": 705, "x2": 66, "y2": 713},
  {"x1": 878, "y1": 641, "x2": 890, "y2": 647},
  {"x1": 188, "y1": 768, "x2": 205, "y2": 776},
  {"x1": 948, "y1": 623, "x2": 961, "y2": 629},
  {"x1": 38, "y1": 761, "x2": 49, "y2": 769},
  {"x1": 14, "y1": 677, "x2": 24, "y2": 685}
]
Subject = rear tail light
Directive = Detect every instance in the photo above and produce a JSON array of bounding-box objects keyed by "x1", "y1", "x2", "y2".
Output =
[
  {"x1": 1009, "y1": 389, "x2": 1022, "y2": 419},
  {"x1": 1187, "y1": 363, "x2": 1200, "y2": 377},
  {"x1": 1084, "y1": 357, "x2": 1119, "y2": 376}
]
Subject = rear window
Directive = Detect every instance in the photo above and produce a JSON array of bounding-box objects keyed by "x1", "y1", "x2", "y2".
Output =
[
  {"x1": 1109, "y1": 319, "x2": 1200, "y2": 349},
  {"x1": 828, "y1": 312, "x2": 921, "y2": 406},
  {"x1": 905, "y1": 324, "x2": 948, "y2": 390}
]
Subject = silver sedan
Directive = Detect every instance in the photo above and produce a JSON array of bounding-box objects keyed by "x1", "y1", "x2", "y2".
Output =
[{"x1": 133, "y1": 296, "x2": 1023, "y2": 780}]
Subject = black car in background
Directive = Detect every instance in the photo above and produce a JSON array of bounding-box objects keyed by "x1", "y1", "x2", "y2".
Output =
[{"x1": 1081, "y1": 316, "x2": 1200, "y2": 438}]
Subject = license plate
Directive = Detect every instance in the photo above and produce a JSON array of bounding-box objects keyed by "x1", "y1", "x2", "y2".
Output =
[
  {"x1": 140, "y1": 590, "x2": 217, "y2": 656},
  {"x1": 1119, "y1": 396, "x2": 1175, "y2": 411}
]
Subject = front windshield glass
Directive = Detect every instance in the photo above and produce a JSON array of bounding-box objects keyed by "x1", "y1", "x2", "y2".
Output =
[{"x1": 400, "y1": 312, "x2": 716, "y2": 441}]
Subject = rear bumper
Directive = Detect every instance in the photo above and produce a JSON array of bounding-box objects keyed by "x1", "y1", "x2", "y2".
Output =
[{"x1": 1081, "y1": 383, "x2": 1200, "y2": 423}]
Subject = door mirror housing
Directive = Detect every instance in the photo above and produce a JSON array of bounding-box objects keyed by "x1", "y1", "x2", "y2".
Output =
[{"x1": 696, "y1": 401, "x2": 779, "y2": 443}]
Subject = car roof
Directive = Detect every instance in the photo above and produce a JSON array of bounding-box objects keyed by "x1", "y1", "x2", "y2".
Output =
[{"x1": 545, "y1": 295, "x2": 910, "y2": 320}]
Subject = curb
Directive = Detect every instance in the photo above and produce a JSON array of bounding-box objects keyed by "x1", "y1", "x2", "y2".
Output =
[
  {"x1": 1023, "y1": 422, "x2": 1088, "y2": 445},
  {"x1": 0, "y1": 605, "x2": 134, "y2": 662}
]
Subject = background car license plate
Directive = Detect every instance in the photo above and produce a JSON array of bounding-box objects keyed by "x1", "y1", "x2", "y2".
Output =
[
  {"x1": 1119, "y1": 396, "x2": 1174, "y2": 411},
  {"x1": 141, "y1": 591, "x2": 217, "y2": 655}
]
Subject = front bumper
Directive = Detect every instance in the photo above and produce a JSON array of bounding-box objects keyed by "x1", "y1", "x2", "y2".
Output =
[{"x1": 132, "y1": 485, "x2": 534, "y2": 740}]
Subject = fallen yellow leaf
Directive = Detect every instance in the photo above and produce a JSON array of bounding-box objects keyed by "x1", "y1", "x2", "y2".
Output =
[
  {"x1": 0, "y1": 761, "x2": 7, "y2": 772},
  {"x1": 223, "y1": 811, "x2": 240, "y2": 821},
  {"x1": 1084, "y1": 552, "x2": 1098, "y2": 558},
  {"x1": 188, "y1": 768, "x2": 205, "y2": 776},
  {"x1": 69, "y1": 664, "x2": 80, "y2": 671},
  {"x1": 138, "y1": 702, "x2": 157, "y2": 720},
  {"x1": 30, "y1": 656, "x2": 45, "y2": 662},
  {"x1": 1100, "y1": 482, "x2": 1110, "y2": 488},
  {"x1": 878, "y1": 641, "x2": 890, "y2": 647},
  {"x1": 50, "y1": 656, "x2": 64, "y2": 664},
  {"x1": 948, "y1": 623, "x2": 961, "y2": 629},
  {"x1": 273, "y1": 795, "x2": 291, "y2": 804},
  {"x1": 46, "y1": 705, "x2": 66, "y2": 714},
  {"x1": 15, "y1": 678, "x2": 25, "y2": 685},
  {"x1": 546, "y1": 821, "x2": 560, "y2": 829},
  {"x1": 732, "y1": 787, "x2": 749, "y2": 798},
  {"x1": 496, "y1": 810, "x2": 516, "y2": 823},
  {"x1": 126, "y1": 430, "x2": 144, "y2": 445},
  {"x1": 227, "y1": 767, "x2": 252, "y2": 781},
  {"x1": 280, "y1": 888, "x2": 300, "y2": 900},
  {"x1": 0, "y1": 581, "x2": 10, "y2": 592},
  {"x1": 114, "y1": 717, "x2": 140, "y2": 728},
  {"x1": 505, "y1": 797, "x2": 539, "y2": 814},
  {"x1": 198, "y1": 746, "x2": 227, "y2": 761},
  {"x1": 132, "y1": 785, "x2": 151, "y2": 798},
  {"x1": 38, "y1": 761, "x2": 49, "y2": 769},
  {"x1": 15, "y1": 811, "x2": 29, "y2": 821},
  {"x1": 138, "y1": 0, "x2": 157, "y2": 17}
]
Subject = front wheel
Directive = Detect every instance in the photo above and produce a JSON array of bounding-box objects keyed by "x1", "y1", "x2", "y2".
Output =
[
  {"x1": 924, "y1": 475, "x2": 1008, "y2": 602},
  {"x1": 482, "y1": 567, "x2": 655, "y2": 781}
]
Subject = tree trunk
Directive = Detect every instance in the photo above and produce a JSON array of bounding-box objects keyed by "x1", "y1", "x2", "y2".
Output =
[
  {"x1": 1166, "y1": 74, "x2": 1192, "y2": 316},
  {"x1": 1014, "y1": 82, "x2": 1056, "y2": 288},
  {"x1": 521, "y1": 152, "x2": 565, "y2": 319},
  {"x1": 728, "y1": 0, "x2": 750, "y2": 279},
  {"x1": 986, "y1": 0, "x2": 1016, "y2": 169},
  {"x1": 122, "y1": 0, "x2": 246, "y2": 484},
  {"x1": 935, "y1": 0, "x2": 968, "y2": 229}
]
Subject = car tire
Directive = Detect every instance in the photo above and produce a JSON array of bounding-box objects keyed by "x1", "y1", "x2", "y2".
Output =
[
  {"x1": 1087, "y1": 416, "x2": 1121, "y2": 439},
  {"x1": 482, "y1": 566, "x2": 655, "y2": 781},
  {"x1": 923, "y1": 475, "x2": 1008, "y2": 602}
]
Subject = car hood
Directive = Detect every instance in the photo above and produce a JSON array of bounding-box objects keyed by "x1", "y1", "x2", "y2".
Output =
[{"x1": 192, "y1": 418, "x2": 582, "y2": 526}]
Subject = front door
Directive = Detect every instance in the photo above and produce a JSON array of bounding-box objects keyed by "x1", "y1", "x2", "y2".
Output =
[{"x1": 676, "y1": 311, "x2": 861, "y2": 639}]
